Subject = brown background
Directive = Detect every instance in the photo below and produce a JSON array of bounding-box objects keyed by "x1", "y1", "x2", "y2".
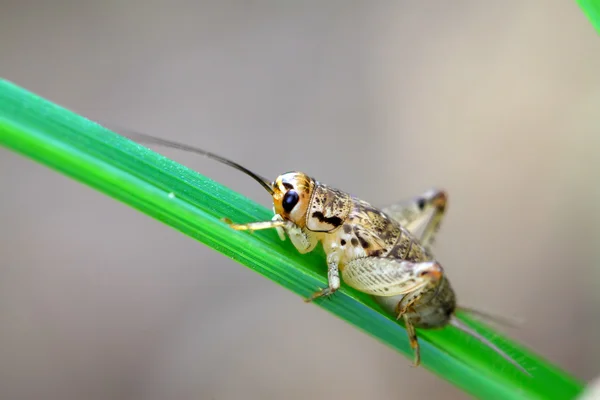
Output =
[{"x1": 1, "y1": 1, "x2": 599, "y2": 399}]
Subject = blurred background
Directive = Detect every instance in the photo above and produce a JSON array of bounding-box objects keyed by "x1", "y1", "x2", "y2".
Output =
[{"x1": 1, "y1": 1, "x2": 599, "y2": 399}]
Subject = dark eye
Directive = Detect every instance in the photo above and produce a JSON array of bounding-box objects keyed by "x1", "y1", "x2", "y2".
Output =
[{"x1": 282, "y1": 190, "x2": 299, "y2": 212}]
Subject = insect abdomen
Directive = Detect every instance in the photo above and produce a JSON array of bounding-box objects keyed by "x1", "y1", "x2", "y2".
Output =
[
  {"x1": 374, "y1": 276, "x2": 456, "y2": 328},
  {"x1": 385, "y1": 227, "x2": 433, "y2": 262},
  {"x1": 341, "y1": 201, "x2": 433, "y2": 262}
]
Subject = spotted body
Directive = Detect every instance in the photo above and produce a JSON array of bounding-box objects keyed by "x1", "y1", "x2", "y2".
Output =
[
  {"x1": 121, "y1": 130, "x2": 529, "y2": 376},
  {"x1": 231, "y1": 173, "x2": 526, "y2": 374},
  {"x1": 245, "y1": 173, "x2": 457, "y2": 357}
]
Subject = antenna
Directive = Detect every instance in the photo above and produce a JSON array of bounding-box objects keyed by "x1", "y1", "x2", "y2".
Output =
[
  {"x1": 450, "y1": 317, "x2": 530, "y2": 376},
  {"x1": 104, "y1": 124, "x2": 274, "y2": 195}
]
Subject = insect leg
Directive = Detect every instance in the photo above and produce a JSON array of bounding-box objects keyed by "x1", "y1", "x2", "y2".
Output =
[
  {"x1": 227, "y1": 218, "x2": 289, "y2": 231},
  {"x1": 342, "y1": 257, "x2": 442, "y2": 367},
  {"x1": 402, "y1": 314, "x2": 421, "y2": 367},
  {"x1": 392, "y1": 286, "x2": 429, "y2": 367},
  {"x1": 381, "y1": 189, "x2": 447, "y2": 252},
  {"x1": 341, "y1": 257, "x2": 443, "y2": 297},
  {"x1": 280, "y1": 215, "x2": 319, "y2": 254},
  {"x1": 271, "y1": 213, "x2": 287, "y2": 241},
  {"x1": 304, "y1": 252, "x2": 340, "y2": 302},
  {"x1": 226, "y1": 216, "x2": 317, "y2": 254}
]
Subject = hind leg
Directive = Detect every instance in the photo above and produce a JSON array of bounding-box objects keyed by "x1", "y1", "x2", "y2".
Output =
[
  {"x1": 402, "y1": 314, "x2": 421, "y2": 367},
  {"x1": 381, "y1": 189, "x2": 447, "y2": 252},
  {"x1": 341, "y1": 257, "x2": 443, "y2": 368},
  {"x1": 396, "y1": 294, "x2": 426, "y2": 367},
  {"x1": 374, "y1": 294, "x2": 424, "y2": 368}
]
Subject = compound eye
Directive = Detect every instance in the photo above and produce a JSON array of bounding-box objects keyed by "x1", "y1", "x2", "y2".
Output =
[{"x1": 282, "y1": 190, "x2": 299, "y2": 213}]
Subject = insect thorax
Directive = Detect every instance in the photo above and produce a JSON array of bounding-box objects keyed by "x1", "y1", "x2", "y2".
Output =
[
  {"x1": 305, "y1": 183, "x2": 353, "y2": 232},
  {"x1": 303, "y1": 182, "x2": 435, "y2": 269}
]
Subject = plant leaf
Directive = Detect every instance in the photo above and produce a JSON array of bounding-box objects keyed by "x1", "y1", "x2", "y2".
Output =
[
  {"x1": 576, "y1": 0, "x2": 600, "y2": 35},
  {"x1": 0, "y1": 78, "x2": 585, "y2": 399}
]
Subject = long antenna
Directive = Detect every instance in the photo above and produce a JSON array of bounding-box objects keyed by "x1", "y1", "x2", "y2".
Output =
[
  {"x1": 456, "y1": 306, "x2": 523, "y2": 329},
  {"x1": 450, "y1": 317, "x2": 530, "y2": 376},
  {"x1": 104, "y1": 124, "x2": 274, "y2": 195}
]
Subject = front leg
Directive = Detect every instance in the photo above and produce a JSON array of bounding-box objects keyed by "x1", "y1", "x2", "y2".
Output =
[
  {"x1": 304, "y1": 252, "x2": 341, "y2": 302},
  {"x1": 271, "y1": 214, "x2": 287, "y2": 242},
  {"x1": 227, "y1": 215, "x2": 317, "y2": 254}
]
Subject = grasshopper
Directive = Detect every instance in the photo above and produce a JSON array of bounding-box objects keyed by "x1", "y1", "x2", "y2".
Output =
[{"x1": 119, "y1": 129, "x2": 529, "y2": 376}]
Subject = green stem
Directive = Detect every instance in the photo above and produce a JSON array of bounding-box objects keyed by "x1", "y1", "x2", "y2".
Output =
[{"x1": 0, "y1": 78, "x2": 584, "y2": 399}]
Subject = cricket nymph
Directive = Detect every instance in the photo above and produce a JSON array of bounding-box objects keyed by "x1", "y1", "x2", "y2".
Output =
[
  {"x1": 124, "y1": 131, "x2": 529, "y2": 376},
  {"x1": 266, "y1": 172, "x2": 450, "y2": 311},
  {"x1": 230, "y1": 171, "x2": 524, "y2": 373},
  {"x1": 231, "y1": 172, "x2": 459, "y2": 361}
]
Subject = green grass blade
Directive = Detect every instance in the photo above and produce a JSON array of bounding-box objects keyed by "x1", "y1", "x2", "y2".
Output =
[
  {"x1": 0, "y1": 78, "x2": 584, "y2": 399},
  {"x1": 576, "y1": 0, "x2": 600, "y2": 34}
]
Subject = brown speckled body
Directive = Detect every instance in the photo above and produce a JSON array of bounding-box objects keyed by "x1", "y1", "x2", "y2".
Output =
[
  {"x1": 309, "y1": 181, "x2": 456, "y2": 330},
  {"x1": 250, "y1": 174, "x2": 457, "y2": 336}
]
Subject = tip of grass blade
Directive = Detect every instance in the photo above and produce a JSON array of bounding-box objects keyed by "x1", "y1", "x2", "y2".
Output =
[{"x1": 576, "y1": 0, "x2": 600, "y2": 34}]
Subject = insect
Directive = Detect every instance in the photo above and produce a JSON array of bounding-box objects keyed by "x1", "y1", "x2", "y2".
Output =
[{"x1": 118, "y1": 129, "x2": 529, "y2": 376}]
